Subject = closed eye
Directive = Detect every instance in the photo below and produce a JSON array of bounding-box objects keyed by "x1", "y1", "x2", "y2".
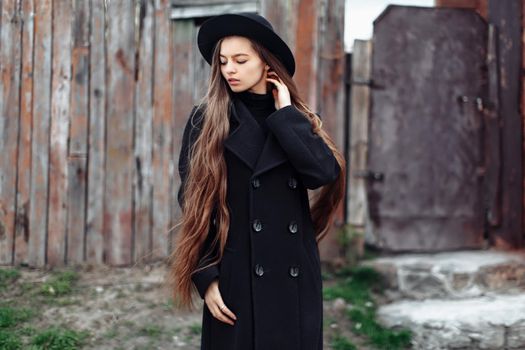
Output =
[{"x1": 220, "y1": 61, "x2": 247, "y2": 65}]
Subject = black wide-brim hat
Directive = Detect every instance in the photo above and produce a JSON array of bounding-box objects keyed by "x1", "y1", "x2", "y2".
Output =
[{"x1": 197, "y1": 13, "x2": 296, "y2": 77}]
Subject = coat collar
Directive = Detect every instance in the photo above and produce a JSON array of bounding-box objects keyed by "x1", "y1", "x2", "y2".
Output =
[{"x1": 223, "y1": 97, "x2": 288, "y2": 177}]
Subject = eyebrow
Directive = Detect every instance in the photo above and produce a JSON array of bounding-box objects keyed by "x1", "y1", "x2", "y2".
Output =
[{"x1": 219, "y1": 53, "x2": 249, "y2": 58}]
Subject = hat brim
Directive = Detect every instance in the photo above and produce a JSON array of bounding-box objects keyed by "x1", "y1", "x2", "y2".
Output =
[{"x1": 197, "y1": 14, "x2": 296, "y2": 77}]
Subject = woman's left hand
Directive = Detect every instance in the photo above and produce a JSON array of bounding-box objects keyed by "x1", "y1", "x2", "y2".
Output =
[{"x1": 266, "y1": 71, "x2": 291, "y2": 110}]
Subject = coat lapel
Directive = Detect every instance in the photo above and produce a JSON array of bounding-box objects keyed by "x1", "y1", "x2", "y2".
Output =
[{"x1": 223, "y1": 97, "x2": 288, "y2": 177}]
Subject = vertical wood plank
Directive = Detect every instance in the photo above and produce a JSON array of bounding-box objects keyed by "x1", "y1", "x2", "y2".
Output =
[
  {"x1": 294, "y1": 0, "x2": 318, "y2": 108},
  {"x1": 260, "y1": 0, "x2": 297, "y2": 51},
  {"x1": 14, "y1": 0, "x2": 34, "y2": 265},
  {"x1": 151, "y1": 0, "x2": 173, "y2": 260},
  {"x1": 488, "y1": 0, "x2": 523, "y2": 248},
  {"x1": 105, "y1": 0, "x2": 135, "y2": 265},
  {"x1": 0, "y1": 0, "x2": 22, "y2": 264},
  {"x1": 28, "y1": 0, "x2": 52, "y2": 267},
  {"x1": 67, "y1": 0, "x2": 90, "y2": 264},
  {"x1": 170, "y1": 19, "x2": 194, "y2": 252},
  {"x1": 47, "y1": 0, "x2": 72, "y2": 266},
  {"x1": 316, "y1": 0, "x2": 346, "y2": 262},
  {"x1": 134, "y1": 0, "x2": 154, "y2": 263},
  {"x1": 522, "y1": 0, "x2": 525, "y2": 246},
  {"x1": 86, "y1": 0, "x2": 106, "y2": 265},
  {"x1": 347, "y1": 40, "x2": 371, "y2": 227},
  {"x1": 191, "y1": 20, "x2": 209, "y2": 103}
]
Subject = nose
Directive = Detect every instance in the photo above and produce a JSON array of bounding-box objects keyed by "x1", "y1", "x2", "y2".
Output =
[{"x1": 224, "y1": 62, "x2": 237, "y2": 74}]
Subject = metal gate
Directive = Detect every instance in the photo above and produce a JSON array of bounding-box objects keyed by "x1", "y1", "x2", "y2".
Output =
[{"x1": 362, "y1": 5, "x2": 487, "y2": 251}]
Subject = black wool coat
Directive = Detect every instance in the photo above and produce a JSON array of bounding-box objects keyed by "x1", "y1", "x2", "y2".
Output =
[{"x1": 177, "y1": 96, "x2": 340, "y2": 350}]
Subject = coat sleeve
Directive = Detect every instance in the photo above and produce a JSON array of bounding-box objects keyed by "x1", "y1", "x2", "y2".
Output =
[
  {"x1": 177, "y1": 106, "x2": 220, "y2": 300},
  {"x1": 264, "y1": 105, "x2": 340, "y2": 190}
]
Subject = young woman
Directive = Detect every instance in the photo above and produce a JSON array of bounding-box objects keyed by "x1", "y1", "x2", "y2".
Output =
[{"x1": 168, "y1": 12, "x2": 346, "y2": 350}]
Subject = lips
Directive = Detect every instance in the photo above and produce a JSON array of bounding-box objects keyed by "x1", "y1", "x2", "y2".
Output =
[{"x1": 228, "y1": 79, "x2": 239, "y2": 82}]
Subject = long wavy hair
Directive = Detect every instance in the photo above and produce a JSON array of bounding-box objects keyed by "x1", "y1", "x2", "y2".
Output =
[{"x1": 167, "y1": 36, "x2": 346, "y2": 310}]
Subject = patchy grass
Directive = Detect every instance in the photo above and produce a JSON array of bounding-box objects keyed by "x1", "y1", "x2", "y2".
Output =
[
  {"x1": 30, "y1": 327, "x2": 89, "y2": 350},
  {"x1": 331, "y1": 333, "x2": 358, "y2": 350},
  {"x1": 0, "y1": 268, "x2": 89, "y2": 350},
  {"x1": 188, "y1": 322, "x2": 202, "y2": 336},
  {"x1": 323, "y1": 266, "x2": 412, "y2": 350},
  {"x1": 137, "y1": 324, "x2": 164, "y2": 338},
  {"x1": 40, "y1": 270, "x2": 79, "y2": 297},
  {"x1": 0, "y1": 305, "x2": 34, "y2": 328},
  {"x1": 0, "y1": 268, "x2": 21, "y2": 290}
]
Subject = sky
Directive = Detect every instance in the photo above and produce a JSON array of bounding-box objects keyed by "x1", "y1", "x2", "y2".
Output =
[{"x1": 344, "y1": 0, "x2": 435, "y2": 52}]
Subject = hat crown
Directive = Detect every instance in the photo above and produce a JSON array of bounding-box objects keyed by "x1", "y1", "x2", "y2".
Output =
[
  {"x1": 237, "y1": 12, "x2": 274, "y2": 31},
  {"x1": 197, "y1": 12, "x2": 296, "y2": 76}
]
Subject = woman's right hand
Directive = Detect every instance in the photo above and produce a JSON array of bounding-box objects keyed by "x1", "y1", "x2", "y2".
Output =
[{"x1": 204, "y1": 279, "x2": 237, "y2": 325}]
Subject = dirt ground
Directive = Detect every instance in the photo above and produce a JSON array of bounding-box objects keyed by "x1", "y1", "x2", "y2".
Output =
[{"x1": 4, "y1": 261, "x2": 374, "y2": 350}]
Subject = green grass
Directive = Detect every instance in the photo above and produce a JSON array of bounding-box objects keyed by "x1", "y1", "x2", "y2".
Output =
[
  {"x1": 30, "y1": 327, "x2": 89, "y2": 350},
  {"x1": 323, "y1": 266, "x2": 412, "y2": 350},
  {"x1": 137, "y1": 324, "x2": 164, "y2": 338},
  {"x1": 0, "y1": 306, "x2": 34, "y2": 328},
  {"x1": 0, "y1": 268, "x2": 90, "y2": 349},
  {"x1": 331, "y1": 334, "x2": 357, "y2": 350},
  {"x1": 0, "y1": 268, "x2": 21, "y2": 290},
  {"x1": 188, "y1": 323, "x2": 202, "y2": 336},
  {"x1": 0, "y1": 330, "x2": 22, "y2": 350},
  {"x1": 40, "y1": 270, "x2": 79, "y2": 297}
]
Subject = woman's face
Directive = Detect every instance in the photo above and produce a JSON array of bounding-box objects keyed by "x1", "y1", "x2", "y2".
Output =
[{"x1": 219, "y1": 36, "x2": 269, "y2": 94}]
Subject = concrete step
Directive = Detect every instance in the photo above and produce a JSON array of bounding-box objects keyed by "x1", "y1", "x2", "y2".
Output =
[
  {"x1": 362, "y1": 250, "x2": 525, "y2": 300},
  {"x1": 377, "y1": 293, "x2": 525, "y2": 350}
]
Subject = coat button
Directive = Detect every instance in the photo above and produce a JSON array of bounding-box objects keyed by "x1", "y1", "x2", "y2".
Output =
[
  {"x1": 252, "y1": 219, "x2": 263, "y2": 232},
  {"x1": 254, "y1": 264, "x2": 264, "y2": 277},
  {"x1": 288, "y1": 177, "x2": 297, "y2": 189},
  {"x1": 289, "y1": 266, "x2": 300, "y2": 278},
  {"x1": 252, "y1": 178, "x2": 260, "y2": 188},
  {"x1": 288, "y1": 221, "x2": 298, "y2": 234}
]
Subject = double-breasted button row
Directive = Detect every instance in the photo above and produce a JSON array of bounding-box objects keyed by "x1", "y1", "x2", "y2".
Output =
[
  {"x1": 253, "y1": 264, "x2": 300, "y2": 278},
  {"x1": 251, "y1": 219, "x2": 297, "y2": 234},
  {"x1": 251, "y1": 176, "x2": 297, "y2": 189}
]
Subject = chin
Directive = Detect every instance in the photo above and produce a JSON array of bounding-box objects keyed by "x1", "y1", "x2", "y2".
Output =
[{"x1": 230, "y1": 85, "x2": 244, "y2": 92}]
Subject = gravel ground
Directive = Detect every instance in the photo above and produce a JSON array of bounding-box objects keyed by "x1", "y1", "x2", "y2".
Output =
[{"x1": 3, "y1": 262, "x2": 375, "y2": 350}]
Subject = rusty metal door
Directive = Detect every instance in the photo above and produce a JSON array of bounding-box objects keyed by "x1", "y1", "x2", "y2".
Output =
[{"x1": 364, "y1": 5, "x2": 487, "y2": 251}]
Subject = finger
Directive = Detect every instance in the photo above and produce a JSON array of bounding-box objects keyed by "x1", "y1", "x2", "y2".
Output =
[
  {"x1": 214, "y1": 308, "x2": 235, "y2": 325},
  {"x1": 215, "y1": 292, "x2": 237, "y2": 321},
  {"x1": 219, "y1": 304, "x2": 237, "y2": 321},
  {"x1": 268, "y1": 72, "x2": 282, "y2": 81},
  {"x1": 266, "y1": 77, "x2": 281, "y2": 87},
  {"x1": 208, "y1": 303, "x2": 231, "y2": 324}
]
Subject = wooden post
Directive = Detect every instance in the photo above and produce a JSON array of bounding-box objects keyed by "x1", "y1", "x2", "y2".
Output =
[
  {"x1": 47, "y1": 0, "x2": 72, "y2": 266},
  {"x1": 347, "y1": 40, "x2": 372, "y2": 254},
  {"x1": 105, "y1": 1, "x2": 136, "y2": 265},
  {"x1": 134, "y1": 0, "x2": 155, "y2": 263},
  {"x1": 14, "y1": 0, "x2": 35, "y2": 265},
  {"x1": 0, "y1": 0, "x2": 22, "y2": 265},
  {"x1": 67, "y1": 0, "x2": 90, "y2": 264},
  {"x1": 86, "y1": 0, "x2": 106, "y2": 265},
  {"x1": 28, "y1": 0, "x2": 53, "y2": 267},
  {"x1": 152, "y1": 0, "x2": 174, "y2": 260}
]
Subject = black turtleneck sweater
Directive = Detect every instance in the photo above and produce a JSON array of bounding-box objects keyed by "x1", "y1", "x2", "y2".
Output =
[{"x1": 236, "y1": 90, "x2": 276, "y2": 136}]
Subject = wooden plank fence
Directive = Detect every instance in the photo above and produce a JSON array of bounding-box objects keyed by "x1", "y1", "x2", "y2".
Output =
[{"x1": 0, "y1": 0, "x2": 346, "y2": 267}]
